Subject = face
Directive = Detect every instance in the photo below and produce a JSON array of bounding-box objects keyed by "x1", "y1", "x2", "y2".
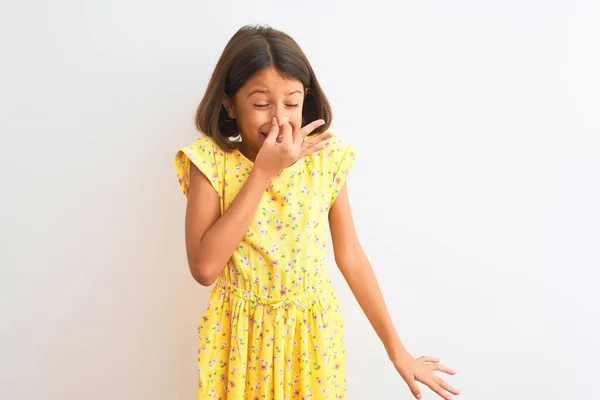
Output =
[{"x1": 223, "y1": 66, "x2": 305, "y2": 156}]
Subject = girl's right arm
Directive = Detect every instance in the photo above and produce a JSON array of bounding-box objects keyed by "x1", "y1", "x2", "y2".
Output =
[
  {"x1": 185, "y1": 164, "x2": 271, "y2": 286},
  {"x1": 184, "y1": 116, "x2": 331, "y2": 286}
]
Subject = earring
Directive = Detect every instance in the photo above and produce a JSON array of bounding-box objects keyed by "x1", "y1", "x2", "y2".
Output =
[{"x1": 228, "y1": 134, "x2": 242, "y2": 143}]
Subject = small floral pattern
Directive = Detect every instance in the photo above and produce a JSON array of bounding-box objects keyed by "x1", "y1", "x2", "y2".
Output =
[{"x1": 175, "y1": 133, "x2": 357, "y2": 399}]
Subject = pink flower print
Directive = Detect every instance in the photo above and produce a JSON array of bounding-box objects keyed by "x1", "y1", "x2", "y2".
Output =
[
  {"x1": 334, "y1": 363, "x2": 341, "y2": 370},
  {"x1": 208, "y1": 358, "x2": 216, "y2": 368},
  {"x1": 275, "y1": 220, "x2": 283, "y2": 231},
  {"x1": 316, "y1": 377, "x2": 323, "y2": 385}
]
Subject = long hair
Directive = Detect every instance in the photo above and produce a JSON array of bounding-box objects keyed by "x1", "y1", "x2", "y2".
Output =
[{"x1": 195, "y1": 25, "x2": 333, "y2": 150}]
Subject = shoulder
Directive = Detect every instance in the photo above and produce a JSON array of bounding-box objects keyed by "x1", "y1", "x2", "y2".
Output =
[
  {"x1": 319, "y1": 132, "x2": 358, "y2": 167},
  {"x1": 174, "y1": 134, "x2": 224, "y2": 197},
  {"x1": 177, "y1": 134, "x2": 222, "y2": 160}
]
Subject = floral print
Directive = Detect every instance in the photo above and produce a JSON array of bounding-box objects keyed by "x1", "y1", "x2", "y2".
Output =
[{"x1": 175, "y1": 133, "x2": 357, "y2": 399}]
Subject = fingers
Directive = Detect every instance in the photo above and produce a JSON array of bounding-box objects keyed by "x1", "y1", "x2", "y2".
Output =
[
  {"x1": 279, "y1": 115, "x2": 293, "y2": 146},
  {"x1": 265, "y1": 117, "x2": 280, "y2": 144},
  {"x1": 425, "y1": 380, "x2": 453, "y2": 400},
  {"x1": 433, "y1": 376, "x2": 460, "y2": 396},
  {"x1": 406, "y1": 377, "x2": 422, "y2": 400},
  {"x1": 430, "y1": 362, "x2": 456, "y2": 375},
  {"x1": 418, "y1": 356, "x2": 440, "y2": 364},
  {"x1": 299, "y1": 119, "x2": 326, "y2": 139},
  {"x1": 302, "y1": 131, "x2": 333, "y2": 149},
  {"x1": 300, "y1": 132, "x2": 333, "y2": 158}
]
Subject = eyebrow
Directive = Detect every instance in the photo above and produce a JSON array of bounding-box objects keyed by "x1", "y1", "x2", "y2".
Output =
[{"x1": 247, "y1": 89, "x2": 303, "y2": 97}]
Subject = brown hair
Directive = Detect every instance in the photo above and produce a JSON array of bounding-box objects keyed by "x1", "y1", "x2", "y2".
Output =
[{"x1": 195, "y1": 25, "x2": 333, "y2": 151}]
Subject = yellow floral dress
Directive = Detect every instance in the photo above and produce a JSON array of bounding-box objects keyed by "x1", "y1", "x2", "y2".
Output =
[{"x1": 174, "y1": 133, "x2": 357, "y2": 399}]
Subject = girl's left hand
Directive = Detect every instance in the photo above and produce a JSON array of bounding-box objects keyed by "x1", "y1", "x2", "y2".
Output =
[{"x1": 392, "y1": 352, "x2": 460, "y2": 400}]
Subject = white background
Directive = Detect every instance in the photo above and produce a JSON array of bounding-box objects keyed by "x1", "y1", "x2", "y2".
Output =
[{"x1": 1, "y1": 1, "x2": 598, "y2": 399}]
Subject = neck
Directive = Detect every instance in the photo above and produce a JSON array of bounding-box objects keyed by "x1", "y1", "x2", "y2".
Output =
[{"x1": 238, "y1": 142, "x2": 258, "y2": 163}]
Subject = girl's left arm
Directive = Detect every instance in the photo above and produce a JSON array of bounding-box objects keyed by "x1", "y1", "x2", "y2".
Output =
[{"x1": 328, "y1": 183, "x2": 460, "y2": 400}]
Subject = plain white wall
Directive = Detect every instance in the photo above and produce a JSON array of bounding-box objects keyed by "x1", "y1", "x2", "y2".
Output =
[{"x1": 1, "y1": 1, "x2": 598, "y2": 399}]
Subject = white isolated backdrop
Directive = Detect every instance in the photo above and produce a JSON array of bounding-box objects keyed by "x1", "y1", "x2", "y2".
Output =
[{"x1": 1, "y1": 1, "x2": 598, "y2": 399}]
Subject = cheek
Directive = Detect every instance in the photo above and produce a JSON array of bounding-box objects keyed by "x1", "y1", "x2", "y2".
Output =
[
  {"x1": 238, "y1": 111, "x2": 270, "y2": 132},
  {"x1": 290, "y1": 108, "x2": 304, "y2": 130}
]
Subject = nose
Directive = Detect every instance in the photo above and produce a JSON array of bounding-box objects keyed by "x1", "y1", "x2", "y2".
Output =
[{"x1": 271, "y1": 106, "x2": 288, "y2": 126}]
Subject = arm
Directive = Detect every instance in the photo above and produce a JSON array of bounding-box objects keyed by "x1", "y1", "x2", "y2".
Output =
[
  {"x1": 185, "y1": 164, "x2": 271, "y2": 286},
  {"x1": 328, "y1": 183, "x2": 459, "y2": 400},
  {"x1": 328, "y1": 183, "x2": 406, "y2": 359},
  {"x1": 184, "y1": 117, "x2": 331, "y2": 287}
]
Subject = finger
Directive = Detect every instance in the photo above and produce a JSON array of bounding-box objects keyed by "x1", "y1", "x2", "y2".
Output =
[
  {"x1": 300, "y1": 141, "x2": 329, "y2": 158},
  {"x1": 425, "y1": 380, "x2": 452, "y2": 400},
  {"x1": 431, "y1": 363, "x2": 456, "y2": 375},
  {"x1": 433, "y1": 376, "x2": 460, "y2": 396},
  {"x1": 279, "y1": 116, "x2": 293, "y2": 146},
  {"x1": 302, "y1": 131, "x2": 334, "y2": 150},
  {"x1": 405, "y1": 378, "x2": 422, "y2": 400},
  {"x1": 299, "y1": 119, "x2": 325, "y2": 138},
  {"x1": 265, "y1": 117, "x2": 279, "y2": 144},
  {"x1": 418, "y1": 356, "x2": 440, "y2": 364}
]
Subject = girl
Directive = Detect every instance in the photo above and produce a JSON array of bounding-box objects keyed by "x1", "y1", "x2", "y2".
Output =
[{"x1": 175, "y1": 25, "x2": 459, "y2": 400}]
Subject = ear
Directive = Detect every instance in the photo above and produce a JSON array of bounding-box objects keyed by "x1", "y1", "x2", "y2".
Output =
[{"x1": 222, "y1": 95, "x2": 235, "y2": 119}]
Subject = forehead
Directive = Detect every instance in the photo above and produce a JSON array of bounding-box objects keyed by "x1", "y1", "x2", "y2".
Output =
[{"x1": 241, "y1": 67, "x2": 304, "y2": 92}]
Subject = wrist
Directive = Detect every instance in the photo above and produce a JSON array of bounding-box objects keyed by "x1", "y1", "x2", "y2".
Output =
[
  {"x1": 249, "y1": 166, "x2": 273, "y2": 186},
  {"x1": 386, "y1": 344, "x2": 410, "y2": 363}
]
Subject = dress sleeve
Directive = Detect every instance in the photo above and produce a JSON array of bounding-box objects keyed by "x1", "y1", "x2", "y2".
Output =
[
  {"x1": 174, "y1": 135, "x2": 222, "y2": 198},
  {"x1": 326, "y1": 135, "x2": 358, "y2": 206}
]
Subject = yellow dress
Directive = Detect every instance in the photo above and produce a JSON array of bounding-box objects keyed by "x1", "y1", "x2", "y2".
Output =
[{"x1": 175, "y1": 133, "x2": 357, "y2": 399}]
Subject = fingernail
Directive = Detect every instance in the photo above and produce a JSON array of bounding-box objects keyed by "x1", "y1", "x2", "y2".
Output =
[{"x1": 416, "y1": 394, "x2": 421, "y2": 399}]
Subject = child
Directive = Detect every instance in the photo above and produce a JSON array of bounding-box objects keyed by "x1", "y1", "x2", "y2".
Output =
[{"x1": 175, "y1": 25, "x2": 459, "y2": 400}]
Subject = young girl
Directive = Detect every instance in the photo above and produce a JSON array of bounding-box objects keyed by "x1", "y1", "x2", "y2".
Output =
[{"x1": 175, "y1": 25, "x2": 459, "y2": 400}]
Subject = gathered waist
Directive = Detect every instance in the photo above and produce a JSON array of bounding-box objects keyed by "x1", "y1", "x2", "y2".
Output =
[{"x1": 214, "y1": 278, "x2": 333, "y2": 310}]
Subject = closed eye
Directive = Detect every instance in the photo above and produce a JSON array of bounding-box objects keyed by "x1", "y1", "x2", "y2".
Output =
[{"x1": 254, "y1": 104, "x2": 299, "y2": 109}]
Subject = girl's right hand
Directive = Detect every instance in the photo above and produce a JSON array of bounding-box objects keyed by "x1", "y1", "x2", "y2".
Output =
[{"x1": 254, "y1": 116, "x2": 332, "y2": 177}]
